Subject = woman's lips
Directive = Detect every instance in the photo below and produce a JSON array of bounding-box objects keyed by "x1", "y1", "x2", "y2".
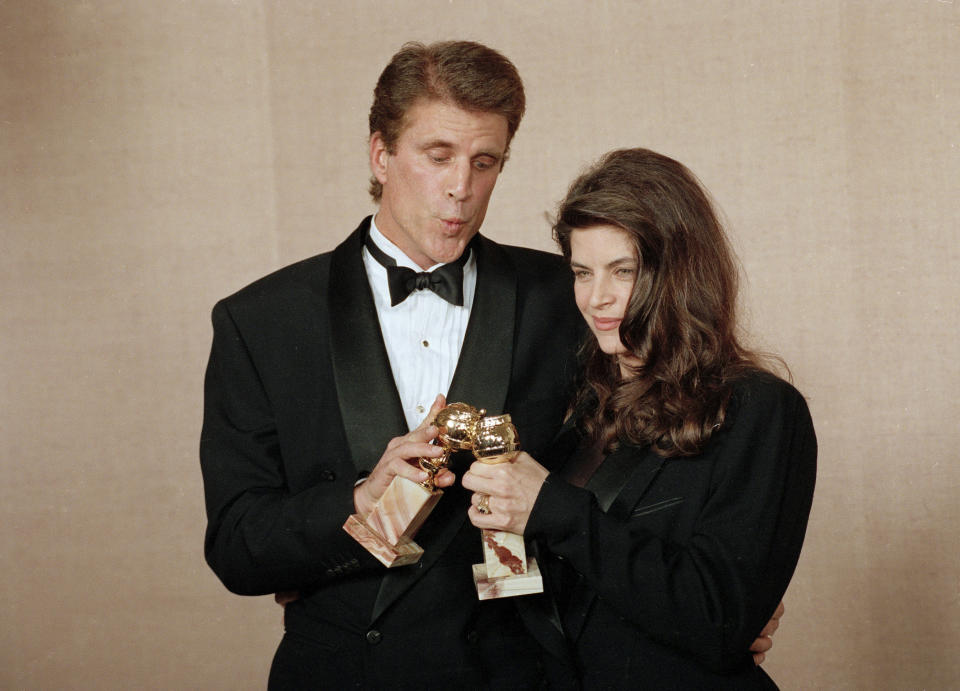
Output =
[{"x1": 592, "y1": 317, "x2": 621, "y2": 331}]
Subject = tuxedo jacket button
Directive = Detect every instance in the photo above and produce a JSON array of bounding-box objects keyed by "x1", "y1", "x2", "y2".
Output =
[
  {"x1": 466, "y1": 630, "x2": 479, "y2": 644},
  {"x1": 366, "y1": 629, "x2": 382, "y2": 645},
  {"x1": 320, "y1": 469, "x2": 336, "y2": 481}
]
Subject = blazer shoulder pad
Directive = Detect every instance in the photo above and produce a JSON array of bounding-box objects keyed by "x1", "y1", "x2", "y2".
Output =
[
  {"x1": 727, "y1": 370, "x2": 812, "y2": 428},
  {"x1": 216, "y1": 252, "x2": 333, "y2": 313}
]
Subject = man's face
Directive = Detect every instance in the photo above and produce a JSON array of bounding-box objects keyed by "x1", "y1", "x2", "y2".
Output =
[{"x1": 370, "y1": 99, "x2": 510, "y2": 269}]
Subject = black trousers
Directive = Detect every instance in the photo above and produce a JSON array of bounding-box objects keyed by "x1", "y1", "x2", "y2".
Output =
[{"x1": 268, "y1": 601, "x2": 550, "y2": 690}]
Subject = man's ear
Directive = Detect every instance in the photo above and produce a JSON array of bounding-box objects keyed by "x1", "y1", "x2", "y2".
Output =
[{"x1": 369, "y1": 132, "x2": 389, "y2": 185}]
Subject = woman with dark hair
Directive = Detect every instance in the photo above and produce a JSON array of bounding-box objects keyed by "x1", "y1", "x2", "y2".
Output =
[{"x1": 463, "y1": 148, "x2": 816, "y2": 688}]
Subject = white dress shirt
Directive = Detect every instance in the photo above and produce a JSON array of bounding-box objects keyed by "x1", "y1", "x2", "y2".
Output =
[{"x1": 363, "y1": 216, "x2": 477, "y2": 431}]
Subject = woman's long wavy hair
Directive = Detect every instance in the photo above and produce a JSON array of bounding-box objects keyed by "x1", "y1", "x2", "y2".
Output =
[{"x1": 553, "y1": 148, "x2": 776, "y2": 457}]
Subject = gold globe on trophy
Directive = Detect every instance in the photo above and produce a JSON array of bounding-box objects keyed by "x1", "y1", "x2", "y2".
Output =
[
  {"x1": 418, "y1": 402, "x2": 485, "y2": 490},
  {"x1": 343, "y1": 402, "x2": 484, "y2": 567},
  {"x1": 470, "y1": 414, "x2": 544, "y2": 600}
]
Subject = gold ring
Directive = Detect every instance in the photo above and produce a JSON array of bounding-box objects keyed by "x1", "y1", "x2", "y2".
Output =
[{"x1": 477, "y1": 494, "x2": 491, "y2": 515}]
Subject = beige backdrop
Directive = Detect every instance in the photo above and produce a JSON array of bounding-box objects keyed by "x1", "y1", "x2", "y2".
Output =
[{"x1": 2, "y1": 1, "x2": 958, "y2": 689}]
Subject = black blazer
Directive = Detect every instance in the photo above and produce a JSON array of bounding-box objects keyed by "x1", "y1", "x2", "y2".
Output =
[
  {"x1": 526, "y1": 372, "x2": 817, "y2": 689},
  {"x1": 200, "y1": 218, "x2": 582, "y2": 687}
]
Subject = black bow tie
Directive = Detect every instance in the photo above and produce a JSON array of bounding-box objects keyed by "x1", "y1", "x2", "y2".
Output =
[{"x1": 364, "y1": 231, "x2": 469, "y2": 307}]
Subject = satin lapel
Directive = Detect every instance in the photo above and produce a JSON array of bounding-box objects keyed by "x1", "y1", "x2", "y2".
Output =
[
  {"x1": 585, "y1": 445, "x2": 666, "y2": 519},
  {"x1": 329, "y1": 218, "x2": 407, "y2": 473},
  {"x1": 372, "y1": 235, "x2": 518, "y2": 623},
  {"x1": 447, "y1": 235, "x2": 516, "y2": 413},
  {"x1": 515, "y1": 540, "x2": 572, "y2": 662}
]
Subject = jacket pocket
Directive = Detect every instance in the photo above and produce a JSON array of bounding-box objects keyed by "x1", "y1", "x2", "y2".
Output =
[{"x1": 631, "y1": 496, "x2": 684, "y2": 517}]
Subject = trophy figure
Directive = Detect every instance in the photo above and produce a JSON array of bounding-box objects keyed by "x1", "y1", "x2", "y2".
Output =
[
  {"x1": 470, "y1": 414, "x2": 544, "y2": 599},
  {"x1": 343, "y1": 402, "x2": 484, "y2": 568}
]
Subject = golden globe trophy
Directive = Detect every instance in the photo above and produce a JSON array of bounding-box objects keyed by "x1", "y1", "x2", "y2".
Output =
[
  {"x1": 470, "y1": 414, "x2": 544, "y2": 599},
  {"x1": 343, "y1": 402, "x2": 484, "y2": 567}
]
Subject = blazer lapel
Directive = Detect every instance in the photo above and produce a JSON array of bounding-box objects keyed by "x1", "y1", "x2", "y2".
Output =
[
  {"x1": 565, "y1": 445, "x2": 667, "y2": 642},
  {"x1": 372, "y1": 234, "x2": 518, "y2": 622},
  {"x1": 329, "y1": 217, "x2": 407, "y2": 473},
  {"x1": 446, "y1": 235, "x2": 516, "y2": 414}
]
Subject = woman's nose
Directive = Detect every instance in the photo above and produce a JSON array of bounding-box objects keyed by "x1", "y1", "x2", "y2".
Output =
[{"x1": 589, "y1": 277, "x2": 614, "y2": 308}]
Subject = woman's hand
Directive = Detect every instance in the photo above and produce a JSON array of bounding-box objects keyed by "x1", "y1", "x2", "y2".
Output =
[
  {"x1": 750, "y1": 600, "x2": 785, "y2": 665},
  {"x1": 353, "y1": 395, "x2": 452, "y2": 517},
  {"x1": 462, "y1": 451, "x2": 549, "y2": 535}
]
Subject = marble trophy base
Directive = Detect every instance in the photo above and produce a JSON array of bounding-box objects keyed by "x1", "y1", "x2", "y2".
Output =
[
  {"x1": 343, "y1": 476, "x2": 442, "y2": 568},
  {"x1": 472, "y1": 529, "x2": 543, "y2": 599}
]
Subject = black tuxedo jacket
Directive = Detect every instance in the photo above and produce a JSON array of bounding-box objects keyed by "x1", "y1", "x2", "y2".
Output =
[
  {"x1": 200, "y1": 218, "x2": 582, "y2": 687},
  {"x1": 527, "y1": 372, "x2": 817, "y2": 690}
]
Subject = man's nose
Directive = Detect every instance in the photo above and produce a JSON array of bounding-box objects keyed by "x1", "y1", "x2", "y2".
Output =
[{"x1": 446, "y1": 161, "x2": 471, "y2": 201}]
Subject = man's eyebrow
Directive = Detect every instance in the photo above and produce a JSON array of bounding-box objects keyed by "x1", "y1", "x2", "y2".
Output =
[
  {"x1": 474, "y1": 149, "x2": 503, "y2": 161},
  {"x1": 420, "y1": 139, "x2": 454, "y2": 150},
  {"x1": 419, "y1": 140, "x2": 502, "y2": 161}
]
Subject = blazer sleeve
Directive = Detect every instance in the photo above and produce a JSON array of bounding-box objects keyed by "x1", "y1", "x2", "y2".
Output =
[
  {"x1": 526, "y1": 376, "x2": 817, "y2": 673},
  {"x1": 200, "y1": 299, "x2": 377, "y2": 596}
]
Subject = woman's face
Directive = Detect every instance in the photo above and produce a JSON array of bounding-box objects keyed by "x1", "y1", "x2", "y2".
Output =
[{"x1": 570, "y1": 225, "x2": 640, "y2": 370}]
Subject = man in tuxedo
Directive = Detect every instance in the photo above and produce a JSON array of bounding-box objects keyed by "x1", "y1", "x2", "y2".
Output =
[{"x1": 200, "y1": 40, "x2": 583, "y2": 688}]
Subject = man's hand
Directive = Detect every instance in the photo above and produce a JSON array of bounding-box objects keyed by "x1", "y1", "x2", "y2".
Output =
[
  {"x1": 750, "y1": 600, "x2": 785, "y2": 665},
  {"x1": 353, "y1": 395, "x2": 453, "y2": 517},
  {"x1": 462, "y1": 451, "x2": 549, "y2": 535}
]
